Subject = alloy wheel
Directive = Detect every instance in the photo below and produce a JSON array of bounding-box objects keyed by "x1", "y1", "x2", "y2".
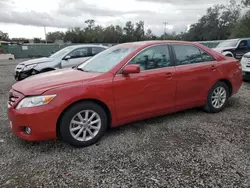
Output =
[
  {"x1": 211, "y1": 86, "x2": 227, "y2": 109},
  {"x1": 69, "y1": 110, "x2": 101, "y2": 142}
]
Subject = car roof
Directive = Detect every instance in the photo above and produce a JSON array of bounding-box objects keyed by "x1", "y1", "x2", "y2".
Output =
[
  {"x1": 67, "y1": 44, "x2": 109, "y2": 49},
  {"x1": 117, "y1": 40, "x2": 197, "y2": 48}
]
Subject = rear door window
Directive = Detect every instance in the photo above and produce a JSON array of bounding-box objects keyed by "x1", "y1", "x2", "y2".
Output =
[
  {"x1": 70, "y1": 48, "x2": 88, "y2": 58},
  {"x1": 172, "y1": 44, "x2": 214, "y2": 65},
  {"x1": 91, "y1": 47, "x2": 106, "y2": 56}
]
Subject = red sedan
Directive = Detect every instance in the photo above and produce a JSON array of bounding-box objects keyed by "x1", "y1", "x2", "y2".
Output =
[{"x1": 8, "y1": 41, "x2": 242, "y2": 147}]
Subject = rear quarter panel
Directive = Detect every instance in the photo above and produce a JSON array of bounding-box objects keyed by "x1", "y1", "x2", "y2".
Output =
[
  {"x1": 216, "y1": 57, "x2": 242, "y2": 95},
  {"x1": 195, "y1": 43, "x2": 242, "y2": 96}
]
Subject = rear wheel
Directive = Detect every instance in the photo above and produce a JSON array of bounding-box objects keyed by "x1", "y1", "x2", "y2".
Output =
[
  {"x1": 203, "y1": 81, "x2": 229, "y2": 113},
  {"x1": 59, "y1": 101, "x2": 108, "y2": 147}
]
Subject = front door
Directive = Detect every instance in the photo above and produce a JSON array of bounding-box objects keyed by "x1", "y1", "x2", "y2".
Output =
[
  {"x1": 61, "y1": 47, "x2": 90, "y2": 68},
  {"x1": 113, "y1": 45, "x2": 177, "y2": 121},
  {"x1": 171, "y1": 44, "x2": 220, "y2": 110}
]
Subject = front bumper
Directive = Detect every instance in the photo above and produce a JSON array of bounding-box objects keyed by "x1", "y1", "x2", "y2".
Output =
[
  {"x1": 15, "y1": 69, "x2": 39, "y2": 81},
  {"x1": 7, "y1": 91, "x2": 58, "y2": 141}
]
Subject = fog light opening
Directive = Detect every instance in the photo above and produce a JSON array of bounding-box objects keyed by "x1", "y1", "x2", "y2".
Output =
[{"x1": 24, "y1": 127, "x2": 31, "y2": 135}]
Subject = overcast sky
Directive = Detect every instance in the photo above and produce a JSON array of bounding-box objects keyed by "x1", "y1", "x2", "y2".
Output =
[{"x1": 0, "y1": 0, "x2": 237, "y2": 39}]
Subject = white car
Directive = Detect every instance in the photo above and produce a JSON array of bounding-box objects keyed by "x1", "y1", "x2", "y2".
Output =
[
  {"x1": 14, "y1": 44, "x2": 108, "y2": 81},
  {"x1": 240, "y1": 52, "x2": 250, "y2": 81}
]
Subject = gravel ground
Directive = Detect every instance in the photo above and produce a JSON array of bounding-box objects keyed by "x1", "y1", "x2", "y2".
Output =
[{"x1": 0, "y1": 59, "x2": 250, "y2": 188}]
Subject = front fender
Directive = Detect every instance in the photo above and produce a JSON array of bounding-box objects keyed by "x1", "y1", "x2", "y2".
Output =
[{"x1": 34, "y1": 60, "x2": 61, "y2": 71}]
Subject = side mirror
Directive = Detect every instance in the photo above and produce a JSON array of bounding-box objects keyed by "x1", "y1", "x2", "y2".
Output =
[
  {"x1": 122, "y1": 64, "x2": 140, "y2": 75},
  {"x1": 64, "y1": 55, "x2": 71, "y2": 60}
]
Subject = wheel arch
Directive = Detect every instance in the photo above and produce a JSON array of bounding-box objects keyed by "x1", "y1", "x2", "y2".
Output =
[
  {"x1": 222, "y1": 51, "x2": 234, "y2": 58},
  {"x1": 217, "y1": 79, "x2": 233, "y2": 97},
  {"x1": 40, "y1": 67, "x2": 56, "y2": 73},
  {"x1": 56, "y1": 98, "x2": 112, "y2": 137}
]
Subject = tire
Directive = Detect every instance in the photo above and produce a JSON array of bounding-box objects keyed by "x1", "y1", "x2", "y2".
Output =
[
  {"x1": 59, "y1": 101, "x2": 108, "y2": 147},
  {"x1": 225, "y1": 54, "x2": 233, "y2": 57},
  {"x1": 40, "y1": 68, "x2": 55, "y2": 73},
  {"x1": 203, "y1": 81, "x2": 229, "y2": 113}
]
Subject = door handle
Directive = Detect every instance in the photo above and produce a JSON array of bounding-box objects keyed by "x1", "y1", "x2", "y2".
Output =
[
  {"x1": 164, "y1": 72, "x2": 173, "y2": 78},
  {"x1": 210, "y1": 65, "x2": 217, "y2": 71}
]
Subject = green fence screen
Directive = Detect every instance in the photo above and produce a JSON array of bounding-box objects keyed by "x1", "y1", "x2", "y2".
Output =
[{"x1": 1, "y1": 41, "x2": 222, "y2": 59}]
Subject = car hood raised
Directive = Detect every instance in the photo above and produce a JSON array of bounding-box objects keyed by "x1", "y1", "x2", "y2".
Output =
[
  {"x1": 12, "y1": 68, "x2": 101, "y2": 95},
  {"x1": 18, "y1": 57, "x2": 55, "y2": 66}
]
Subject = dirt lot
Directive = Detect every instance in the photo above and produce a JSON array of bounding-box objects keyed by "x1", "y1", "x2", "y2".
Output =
[{"x1": 0, "y1": 59, "x2": 250, "y2": 188}]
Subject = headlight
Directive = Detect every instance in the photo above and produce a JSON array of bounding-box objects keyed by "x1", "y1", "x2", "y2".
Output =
[
  {"x1": 241, "y1": 57, "x2": 246, "y2": 64},
  {"x1": 16, "y1": 95, "x2": 56, "y2": 109},
  {"x1": 23, "y1": 64, "x2": 37, "y2": 71}
]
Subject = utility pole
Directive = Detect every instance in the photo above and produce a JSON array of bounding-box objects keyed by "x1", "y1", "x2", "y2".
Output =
[
  {"x1": 44, "y1": 26, "x2": 47, "y2": 44},
  {"x1": 163, "y1": 22, "x2": 168, "y2": 40}
]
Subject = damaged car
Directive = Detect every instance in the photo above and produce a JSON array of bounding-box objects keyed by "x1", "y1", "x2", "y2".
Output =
[{"x1": 14, "y1": 44, "x2": 108, "y2": 81}]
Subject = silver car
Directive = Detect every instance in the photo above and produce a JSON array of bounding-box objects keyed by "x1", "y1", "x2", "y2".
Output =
[{"x1": 14, "y1": 44, "x2": 108, "y2": 80}]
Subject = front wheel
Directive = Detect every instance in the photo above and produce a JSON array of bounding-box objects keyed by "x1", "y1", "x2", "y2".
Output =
[
  {"x1": 59, "y1": 101, "x2": 108, "y2": 147},
  {"x1": 203, "y1": 81, "x2": 229, "y2": 113}
]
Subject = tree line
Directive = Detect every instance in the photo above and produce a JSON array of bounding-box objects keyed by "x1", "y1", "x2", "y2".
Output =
[{"x1": 1, "y1": 0, "x2": 249, "y2": 43}]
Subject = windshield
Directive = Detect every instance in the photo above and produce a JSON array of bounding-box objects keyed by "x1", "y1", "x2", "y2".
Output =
[
  {"x1": 78, "y1": 45, "x2": 136, "y2": 73},
  {"x1": 50, "y1": 46, "x2": 74, "y2": 58},
  {"x1": 217, "y1": 39, "x2": 239, "y2": 48}
]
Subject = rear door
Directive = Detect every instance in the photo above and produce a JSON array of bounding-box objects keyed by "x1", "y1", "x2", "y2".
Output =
[{"x1": 171, "y1": 44, "x2": 220, "y2": 110}]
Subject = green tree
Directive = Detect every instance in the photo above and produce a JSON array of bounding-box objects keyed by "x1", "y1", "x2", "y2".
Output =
[
  {"x1": 0, "y1": 31, "x2": 9, "y2": 41},
  {"x1": 123, "y1": 21, "x2": 135, "y2": 42},
  {"x1": 184, "y1": 0, "x2": 241, "y2": 41},
  {"x1": 46, "y1": 31, "x2": 65, "y2": 42},
  {"x1": 242, "y1": 0, "x2": 250, "y2": 7},
  {"x1": 33, "y1": 38, "x2": 41, "y2": 43},
  {"x1": 145, "y1": 29, "x2": 154, "y2": 40},
  {"x1": 230, "y1": 10, "x2": 250, "y2": 38},
  {"x1": 134, "y1": 21, "x2": 145, "y2": 41}
]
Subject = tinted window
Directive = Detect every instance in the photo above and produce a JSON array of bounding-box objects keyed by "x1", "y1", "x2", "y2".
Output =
[
  {"x1": 70, "y1": 48, "x2": 88, "y2": 58},
  {"x1": 238, "y1": 40, "x2": 248, "y2": 48},
  {"x1": 200, "y1": 50, "x2": 214, "y2": 62},
  {"x1": 173, "y1": 44, "x2": 202, "y2": 65},
  {"x1": 173, "y1": 44, "x2": 214, "y2": 65},
  {"x1": 91, "y1": 47, "x2": 106, "y2": 56},
  {"x1": 129, "y1": 45, "x2": 172, "y2": 71}
]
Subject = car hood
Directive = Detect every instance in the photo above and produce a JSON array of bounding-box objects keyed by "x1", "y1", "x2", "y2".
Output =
[
  {"x1": 12, "y1": 68, "x2": 101, "y2": 95},
  {"x1": 18, "y1": 57, "x2": 55, "y2": 66},
  {"x1": 212, "y1": 47, "x2": 235, "y2": 52}
]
